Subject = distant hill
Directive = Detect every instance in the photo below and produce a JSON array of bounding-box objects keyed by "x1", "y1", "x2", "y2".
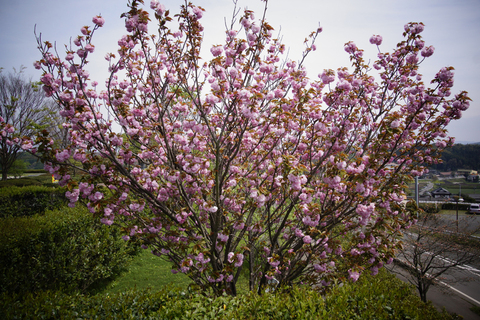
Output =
[
  {"x1": 455, "y1": 141, "x2": 480, "y2": 145},
  {"x1": 431, "y1": 144, "x2": 480, "y2": 171},
  {"x1": 18, "y1": 153, "x2": 44, "y2": 170}
]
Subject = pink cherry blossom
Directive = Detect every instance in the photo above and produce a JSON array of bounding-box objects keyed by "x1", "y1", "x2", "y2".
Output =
[
  {"x1": 56, "y1": 150, "x2": 70, "y2": 162},
  {"x1": 421, "y1": 45, "x2": 435, "y2": 57},
  {"x1": 268, "y1": 257, "x2": 280, "y2": 267},
  {"x1": 192, "y1": 6, "x2": 203, "y2": 19},
  {"x1": 85, "y1": 44, "x2": 95, "y2": 53},
  {"x1": 348, "y1": 269, "x2": 360, "y2": 282},
  {"x1": 65, "y1": 53, "x2": 75, "y2": 61},
  {"x1": 320, "y1": 70, "x2": 335, "y2": 84},
  {"x1": 369, "y1": 34, "x2": 382, "y2": 46},
  {"x1": 210, "y1": 45, "x2": 223, "y2": 57},
  {"x1": 344, "y1": 41, "x2": 357, "y2": 54},
  {"x1": 92, "y1": 15, "x2": 105, "y2": 27},
  {"x1": 391, "y1": 119, "x2": 401, "y2": 128}
]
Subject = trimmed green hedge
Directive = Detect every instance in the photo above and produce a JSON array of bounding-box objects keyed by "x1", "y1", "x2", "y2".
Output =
[
  {"x1": 0, "y1": 185, "x2": 66, "y2": 218},
  {"x1": 441, "y1": 202, "x2": 470, "y2": 211},
  {"x1": 322, "y1": 268, "x2": 455, "y2": 320},
  {"x1": 0, "y1": 177, "x2": 43, "y2": 187},
  {"x1": 24, "y1": 169, "x2": 48, "y2": 174},
  {"x1": 0, "y1": 270, "x2": 458, "y2": 319},
  {"x1": 419, "y1": 203, "x2": 441, "y2": 214},
  {"x1": 0, "y1": 206, "x2": 138, "y2": 295}
]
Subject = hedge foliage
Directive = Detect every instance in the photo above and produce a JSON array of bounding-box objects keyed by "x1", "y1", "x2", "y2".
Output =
[
  {"x1": 419, "y1": 203, "x2": 441, "y2": 214},
  {"x1": 23, "y1": 169, "x2": 48, "y2": 174},
  {"x1": 0, "y1": 185, "x2": 66, "y2": 218},
  {"x1": 441, "y1": 202, "x2": 470, "y2": 211},
  {"x1": 0, "y1": 206, "x2": 138, "y2": 295},
  {"x1": 0, "y1": 270, "x2": 458, "y2": 319},
  {"x1": 418, "y1": 202, "x2": 472, "y2": 213},
  {"x1": 0, "y1": 177, "x2": 43, "y2": 188}
]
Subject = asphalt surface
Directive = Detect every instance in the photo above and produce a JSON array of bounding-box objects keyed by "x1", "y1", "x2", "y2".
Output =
[
  {"x1": 388, "y1": 213, "x2": 480, "y2": 319},
  {"x1": 390, "y1": 264, "x2": 480, "y2": 319}
]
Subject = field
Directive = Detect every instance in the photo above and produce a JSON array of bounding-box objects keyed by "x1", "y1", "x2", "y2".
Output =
[{"x1": 407, "y1": 177, "x2": 480, "y2": 198}]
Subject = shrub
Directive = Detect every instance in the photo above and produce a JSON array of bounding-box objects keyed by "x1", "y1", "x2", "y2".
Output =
[
  {"x1": 441, "y1": 202, "x2": 470, "y2": 211},
  {"x1": 0, "y1": 270, "x2": 458, "y2": 319},
  {"x1": 322, "y1": 269, "x2": 456, "y2": 320},
  {"x1": 419, "y1": 203, "x2": 441, "y2": 214},
  {"x1": 0, "y1": 206, "x2": 138, "y2": 295},
  {"x1": 0, "y1": 289, "x2": 170, "y2": 320},
  {"x1": 8, "y1": 159, "x2": 28, "y2": 178},
  {"x1": 0, "y1": 185, "x2": 66, "y2": 218},
  {"x1": 24, "y1": 169, "x2": 48, "y2": 174},
  {"x1": 460, "y1": 193, "x2": 476, "y2": 203},
  {"x1": 0, "y1": 177, "x2": 42, "y2": 187}
]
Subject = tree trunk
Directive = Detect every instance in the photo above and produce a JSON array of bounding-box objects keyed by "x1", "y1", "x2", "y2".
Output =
[
  {"x1": 420, "y1": 290, "x2": 427, "y2": 303},
  {"x1": 418, "y1": 282, "x2": 428, "y2": 303}
]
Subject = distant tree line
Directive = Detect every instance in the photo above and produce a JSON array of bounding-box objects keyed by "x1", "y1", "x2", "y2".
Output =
[{"x1": 431, "y1": 143, "x2": 480, "y2": 172}]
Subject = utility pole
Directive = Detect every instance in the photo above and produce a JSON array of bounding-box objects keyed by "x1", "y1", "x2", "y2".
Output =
[{"x1": 415, "y1": 176, "x2": 419, "y2": 218}]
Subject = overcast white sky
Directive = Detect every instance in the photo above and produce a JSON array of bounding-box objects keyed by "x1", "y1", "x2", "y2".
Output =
[{"x1": 1, "y1": 0, "x2": 479, "y2": 143}]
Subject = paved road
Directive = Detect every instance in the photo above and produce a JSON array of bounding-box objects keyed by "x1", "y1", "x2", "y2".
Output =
[
  {"x1": 419, "y1": 181, "x2": 434, "y2": 196},
  {"x1": 437, "y1": 213, "x2": 480, "y2": 236},
  {"x1": 390, "y1": 264, "x2": 480, "y2": 319},
  {"x1": 7, "y1": 173, "x2": 45, "y2": 179},
  {"x1": 391, "y1": 225, "x2": 480, "y2": 319},
  {"x1": 442, "y1": 263, "x2": 480, "y2": 305}
]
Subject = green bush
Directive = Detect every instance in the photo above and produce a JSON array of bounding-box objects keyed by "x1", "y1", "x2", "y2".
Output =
[
  {"x1": 0, "y1": 185, "x2": 66, "y2": 218},
  {"x1": 8, "y1": 159, "x2": 28, "y2": 178},
  {"x1": 322, "y1": 269, "x2": 455, "y2": 320},
  {"x1": 441, "y1": 202, "x2": 470, "y2": 210},
  {"x1": 0, "y1": 206, "x2": 138, "y2": 295},
  {"x1": 24, "y1": 169, "x2": 48, "y2": 174},
  {"x1": 460, "y1": 193, "x2": 477, "y2": 204},
  {"x1": 419, "y1": 203, "x2": 441, "y2": 214},
  {"x1": 0, "y1": 177, "x2": 42, "y2": 187},
  {"x1": 0, "y1": 289, "x2": 170, "y2": 320},
  {"x1": 0, "y1": 270, "x2": 458, "y2": 319}
]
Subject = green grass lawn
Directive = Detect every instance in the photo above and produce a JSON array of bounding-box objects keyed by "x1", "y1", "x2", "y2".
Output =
[
  {"x1": 444, "y1": 187, "x2": 480, "y2": 195},
  {"x1": 439, "y1": 209, "x2": 468, "y2": 216},
  {"x1": 100, "y1": 248, "x2": 252, "y2": 296},
  {"x1": 407, "y1": 178, "x2": 480, "y2": 195},
  {"x1": 101, "y1": 249, "x2": 192, "y2": 295}
]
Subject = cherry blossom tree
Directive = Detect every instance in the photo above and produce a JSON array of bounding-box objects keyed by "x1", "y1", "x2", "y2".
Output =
[{"x1": 19, "y1": 0, "x2": 470, "y2": 295}]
